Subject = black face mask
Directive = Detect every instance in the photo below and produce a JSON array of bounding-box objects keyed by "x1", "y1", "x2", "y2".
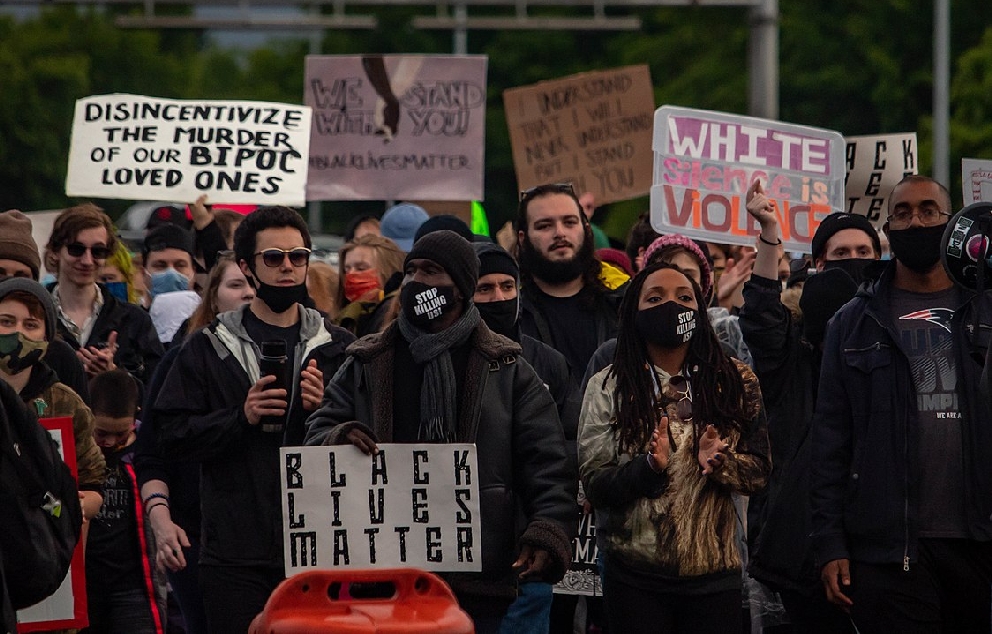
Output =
[
  {"x1": 822, "y1": 257, "x2": 876, "y2": 286},
  {"x1": 251, "y1": 275, "x2": 309, "y2": 314},
  {"x1": 887, "y1": 224, "x2": 947, "y2": 273},
  {"x1": 635, "y1": 301, "x2": 698, "y2": 349},
  {"x1": 401, "y1": 282, "x2": 458, "y2": 330},
  {"x1": 477, "y1": 298, "x2": 518, "y2": 339}
]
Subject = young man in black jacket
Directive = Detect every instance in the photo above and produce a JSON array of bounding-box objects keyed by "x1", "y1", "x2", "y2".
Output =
[
  {"x1": 154, "y1": 206, "x2": 354, "y2": 634},
  {"x1": 305, "y1": 231, "x2": 576, "y2": 633},
  {"x1": 811, "y1": 176, "x2": 992, "y2": 633}
]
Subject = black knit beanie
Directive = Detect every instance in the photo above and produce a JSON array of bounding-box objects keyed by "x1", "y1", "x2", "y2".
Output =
[
  {"x1": 810, "y1": 213, "x2": 881, "y2": 262},
  {"x1": 473, "y1": 242, "x2": 519, "y2": 282},
  {"x1": 406, "y1": 230, "x2": 479, "y2": 300}
]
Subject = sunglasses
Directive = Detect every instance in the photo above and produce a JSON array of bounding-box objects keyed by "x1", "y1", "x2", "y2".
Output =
[
  {"x1": 519, "y1": 182, "x2": 576, "y2": 202},
  {"x1": 66, "y1": 242, "x2": 112, "y2": 260},
  {"x1": 255, "y1": 248, "x2": 311, "y2": 268}
]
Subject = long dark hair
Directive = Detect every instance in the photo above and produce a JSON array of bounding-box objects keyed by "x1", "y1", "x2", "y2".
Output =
[{"x1": 610, "y1": 261, "x2": 746, "y2": 454}]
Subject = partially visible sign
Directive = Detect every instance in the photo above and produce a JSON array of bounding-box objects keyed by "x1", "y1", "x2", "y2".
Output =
[
  {"x1": 844, "y1": 133, "x2": 918, "y2": 228},
  {"x1": 651, "y1": 105, "x2": 845, "y2": 253},
  {"x1": 504, "y1": 65, "x2": 655, "y2": 205},
  {"x1": 66, "y1": 94, "x2": 311, "y2": 206},
  {"x1": 280, "y1": 444, "x2": 482, "y2": 575},
  {"x1": 962, "y1": 158, "x2": 992, "y2": 206},
  {"x1": 18, "y1": 417, "x2": 88, "y2": 633},
  {"x1": 305, "y1": 55, "x2": 487, "y2": 201},
  {"x1": 553, "y1": 507, "x2": 601, "y2": 597}
]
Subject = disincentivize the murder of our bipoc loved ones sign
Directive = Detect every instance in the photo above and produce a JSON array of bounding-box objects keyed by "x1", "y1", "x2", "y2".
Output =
[{"x1": 651, "y1": 105, "x2": 846, "y2": 253}]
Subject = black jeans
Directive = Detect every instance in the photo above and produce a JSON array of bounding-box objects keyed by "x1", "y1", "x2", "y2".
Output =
[
  {"x1": 603, "y1": 566, "x2": 741, "y2": 634},
  {"x1": 198, "y1": 564, "x2": 284, "y2": 634},
  {"x1": 849, "y1": 538, "x2": 992, "y2": 634}
]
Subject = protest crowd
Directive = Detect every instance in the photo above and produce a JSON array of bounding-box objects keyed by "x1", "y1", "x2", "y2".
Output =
[{"x1": 2, "y1": 90, "x2": 992, "y2": 634}]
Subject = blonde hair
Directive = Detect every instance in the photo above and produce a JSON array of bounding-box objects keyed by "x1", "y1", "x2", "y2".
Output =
[
  {"x1": 105, "y1": 242, "x2": 142, "y2": 304},
  {"x1": 187, "y1": 254, "x2": 238, "y2": 333},
  {"x1": 307, "y1": 260, "x2": 339, "y2": 319},
  {"x1": 335, "y1": 235, "x2": 405, "y2": 308}
]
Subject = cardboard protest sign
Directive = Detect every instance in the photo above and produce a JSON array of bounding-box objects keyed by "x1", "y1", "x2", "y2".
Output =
[
  {"x1": 962, "y1": 158, "x2": 992, "y2": 206},
  {"x1": 553, "y1": 508, "x2": 601, "y2": 597},
  {"x1": 18, "y1": 418, "x2": 88, "y2": 633},
  {"x1": 281, "y1": 444, "x2": 482, "y2": 575},
  {"x1": 305, "y1": 55, "x2": 487, "y2": 201},
  {"x1": 66, "y1": 94, "x2": 311, "y2": 206},
  {"x1": 504, "y1": 65, "x2": 654, "y2": 205},
  {"x1": 844, "y1": 133, "x2": 917, "y2": 227},
  {"x1": 651, "y1": 106, "x2": 846, "y2": 253}
]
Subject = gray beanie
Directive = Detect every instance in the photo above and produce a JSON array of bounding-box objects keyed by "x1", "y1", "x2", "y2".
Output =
[
  {"x1": 0, "y1": 277, "x2": 58, "y2": 342},
  {"x1": 406, "y1": 230, "x2": 479, "y2": 301}
]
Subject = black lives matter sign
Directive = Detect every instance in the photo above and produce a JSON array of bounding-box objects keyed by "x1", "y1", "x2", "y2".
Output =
[
  {"x1": 66, "y1": 94, "x2": 311, "y2": 206},
  {"x1": 280, "y1": 444, "x2": 482, "y2": 575},
  {"x1": 844, "y1": 133, "x2": 917, "y2": 227}
]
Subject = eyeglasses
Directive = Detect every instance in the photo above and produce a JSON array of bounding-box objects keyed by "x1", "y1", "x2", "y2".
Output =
[
  {"x1": 519, "y1": 182, "x2": 576, "y2": 202},
  {"x1": 255, "y1": 248, "x2": 311, "y2": 268},
  {"x1": 886, "y1": 205, "x2": 950, "y2": 230},
  {"x1": 65, "y1": 242, "x2": 112, "y2": 260}
]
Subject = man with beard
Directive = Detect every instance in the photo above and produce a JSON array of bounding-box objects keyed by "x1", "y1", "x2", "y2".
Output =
[
  {"x1": 811, "y1": 175, "x2": 992, "y2": 633},
  {"x1": 516, "y1": 183, "x2": 627, "y2": 385},
  {"x1": 154, "y1": 206, "x2": 354, "y2": 634}
]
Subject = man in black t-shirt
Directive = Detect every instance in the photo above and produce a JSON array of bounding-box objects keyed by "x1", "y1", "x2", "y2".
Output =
[
  {"x1": 515, "y1": 183, "x2": 626, "y2": 386},
  {"x1": 811, "y1": 175, "x2": 992, "y2": 633}
]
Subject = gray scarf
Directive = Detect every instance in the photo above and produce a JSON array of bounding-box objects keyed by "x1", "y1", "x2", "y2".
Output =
[{"x1": 397, "y1": 303, "x2": 481, "y2": 442}]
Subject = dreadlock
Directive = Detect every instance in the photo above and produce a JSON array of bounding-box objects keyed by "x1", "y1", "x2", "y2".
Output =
[{"x1": 610, "y1": 261, "x2": 746, "y2": 455}]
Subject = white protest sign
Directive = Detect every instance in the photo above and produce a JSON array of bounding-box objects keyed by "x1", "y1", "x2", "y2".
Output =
[
  {"x1": 963, "y1": 158, "x2": 992, "y2": 206},
  {"x1": 66, "y1": 94, "x2": 311, "y2": 206},
  {"x1": 844, "y1": 133, "x2": 917, "y2": 227},
  {"x1": 305, "y1": 55, "x2": 487, "y2": 201},
  {"x1": 651, "y1": 105, "x2": 845, "y2": 253},
  {"x1": 281, "y1": 444, "x2": 482, "y2": 576},
  {"x1": 18, "y1": 418, "x2": 87, "y2": 632}
]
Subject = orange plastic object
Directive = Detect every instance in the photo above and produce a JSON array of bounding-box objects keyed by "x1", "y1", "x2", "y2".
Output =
[{"x1": 248, "y1": 568, "x2": 475, "y2": 634}]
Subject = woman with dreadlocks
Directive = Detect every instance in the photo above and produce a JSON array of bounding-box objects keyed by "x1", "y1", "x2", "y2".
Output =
[{"x1": 578, "y1": 261, "x2": 771, "y2": 633}]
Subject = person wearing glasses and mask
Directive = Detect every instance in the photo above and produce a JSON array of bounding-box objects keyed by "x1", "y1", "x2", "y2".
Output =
[
  {"x1": 811, "y1": 175, "x2": 992, "y2": 633},
  {"x1": 578, "y1": 261, "x2": 770, "y2": 634},
  {"x1": 153, "y1": 206, "x2": 354, "y2": 634},
  {"x1": 45, "y1": 203, "x2": 163, "y2": 384}
]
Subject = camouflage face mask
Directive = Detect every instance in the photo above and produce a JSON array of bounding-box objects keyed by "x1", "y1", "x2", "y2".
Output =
[{"x1": 0, "y1": 331, "x2": 48, "y2": 375}]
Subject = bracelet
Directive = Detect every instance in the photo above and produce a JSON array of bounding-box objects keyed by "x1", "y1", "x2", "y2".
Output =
[
  {"x1": 146, "y1": 501, "x2": 170, "y2": 515},
  {"x1": 143, "y1": 492, "x2": 169, "y2": 509},
  {"x1": 646, "y1": 453, "x2": 661, "y2": 474},
  {"x1": 758, "y1": 234, "x2": 782, "y2": 246}
]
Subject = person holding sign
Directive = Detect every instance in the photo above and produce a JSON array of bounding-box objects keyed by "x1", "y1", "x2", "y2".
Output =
[
  {"x1": 305, "y1": 230, "x2": 576, "y2": 634},
  {"x1": 578, "y1": 261, "x2": 770, "y2": 633},
  {"x1": 810, "y1": 175, "x2": 992, "y2": 633},
  {"x1": 154, "y1": 207, "x2": 355, "y2": 634},
  {"x1": 741, "y1": 181, "x2": 880, "y2": 633}
]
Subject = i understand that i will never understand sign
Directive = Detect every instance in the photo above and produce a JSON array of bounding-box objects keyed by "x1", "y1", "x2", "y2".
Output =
[
  {"x1": 280, "y1": 444, "x2": 482, "y2": 576},
  {"x1": 66, "y1": 94, "x2": 312, "y2": 206}
]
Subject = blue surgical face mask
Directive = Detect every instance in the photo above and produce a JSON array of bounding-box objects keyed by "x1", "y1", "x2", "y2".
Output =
[
  {"x1": 149, "y1": 268, "x2": 189, "y2": 297},
  {"x1": 103, "y1": 281, "x2": 129, "y2": 303}
]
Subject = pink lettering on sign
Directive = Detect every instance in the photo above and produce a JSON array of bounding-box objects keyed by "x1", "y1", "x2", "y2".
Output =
[{"x1": 667, "y1": 117, "x2": 831, "y2": 176}]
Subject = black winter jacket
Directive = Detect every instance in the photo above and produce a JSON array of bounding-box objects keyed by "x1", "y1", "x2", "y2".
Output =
[
  {"x1": 811, "y1": 263, "x2": 992, "y2": 568},
  {"x1": 154, "y1": 305, "x2": 353, "y2": 567},
  {"x1": 52, "y1": 283, "x2": 164, "y2": 386},
  {"x1": 304, "y1": 322, "x2": 577, "y2": 604},
  {"x1": 739, "y1": 274, "x2": 820, "y2": 594}
]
